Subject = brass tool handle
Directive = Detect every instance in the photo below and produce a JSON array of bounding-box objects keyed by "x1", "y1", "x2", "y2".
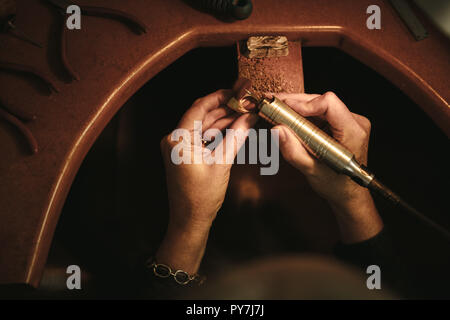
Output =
[{"x1": 258, "y1": 97, "x2": 374, "y2": 186}]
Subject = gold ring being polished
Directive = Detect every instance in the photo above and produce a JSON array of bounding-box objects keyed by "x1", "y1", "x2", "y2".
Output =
[
  {"x1": 227, "y1": 90, "x2": 260, "y2": 114},
  {"x1": 227, "y1": 96, "x2": 249, "y2": 114}
]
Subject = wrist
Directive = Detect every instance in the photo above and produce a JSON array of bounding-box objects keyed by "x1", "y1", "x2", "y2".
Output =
[
  {"x1": 167, "y1": 213, "x2": 214, "y2": 236},
  {"x1": 166, "y1": 219, "x2": 211, "y2": 242},
  {"x1": 328, "y1": 188, "x2": 384, "y2": 244},
  {"x1": 328, "y1": 187, "x2": 374, "y2": 216}
]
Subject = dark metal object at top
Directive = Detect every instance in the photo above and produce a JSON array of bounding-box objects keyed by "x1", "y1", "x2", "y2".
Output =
[
  {"x1": 47, "y1": 0, "x2": 148, "y2": 81},
  {"x1": 191, "y1": 0, "x2": 253, "y2": 20},
  {"x1": 390, "y1": 0, "x2": 428, "y2": 41}
]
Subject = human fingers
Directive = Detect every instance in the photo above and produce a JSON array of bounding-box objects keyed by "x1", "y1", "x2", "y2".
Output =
[{"x1": 177, "y1": 89, "x2": 233, "y2": 130}]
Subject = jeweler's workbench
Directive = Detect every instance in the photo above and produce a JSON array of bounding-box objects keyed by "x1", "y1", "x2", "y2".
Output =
[{"x1": 0, "y1": 0, "x2": 448, "y2": 287}]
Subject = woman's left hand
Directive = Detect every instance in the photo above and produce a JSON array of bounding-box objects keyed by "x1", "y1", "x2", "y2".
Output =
[{"x1": 157, "y1": 89, "x2": 258, "y2": 273}]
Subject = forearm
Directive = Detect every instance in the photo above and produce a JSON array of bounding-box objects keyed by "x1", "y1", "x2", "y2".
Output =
[
  {"x1": 155, "y1": 221, "x2": 211, "y2": 274},
  {"x1": 329, "y1": 188, "x2": 383, "y2": 244},
  {"x1": 329, "y1": 191, "x2": 412, "y2": 295}
]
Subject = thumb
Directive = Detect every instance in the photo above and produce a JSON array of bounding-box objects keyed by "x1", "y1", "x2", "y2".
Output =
[{"x1": 274, "y1": 125, "x2": 315, "y2": 173}]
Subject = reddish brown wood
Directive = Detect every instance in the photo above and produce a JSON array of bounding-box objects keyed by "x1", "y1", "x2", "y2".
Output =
[{"x1": 0, "y1": 0, "x2": 448, "y2": 287}]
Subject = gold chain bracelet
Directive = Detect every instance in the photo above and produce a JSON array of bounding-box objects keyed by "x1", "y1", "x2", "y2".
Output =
[{"x1": 145, "y1": 257, "x2": 205, "y2": 286}]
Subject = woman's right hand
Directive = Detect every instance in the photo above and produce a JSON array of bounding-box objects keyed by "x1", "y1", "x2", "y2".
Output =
[{"x1": 273, "y1": 92, "x2": 383, "y2": 243}]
